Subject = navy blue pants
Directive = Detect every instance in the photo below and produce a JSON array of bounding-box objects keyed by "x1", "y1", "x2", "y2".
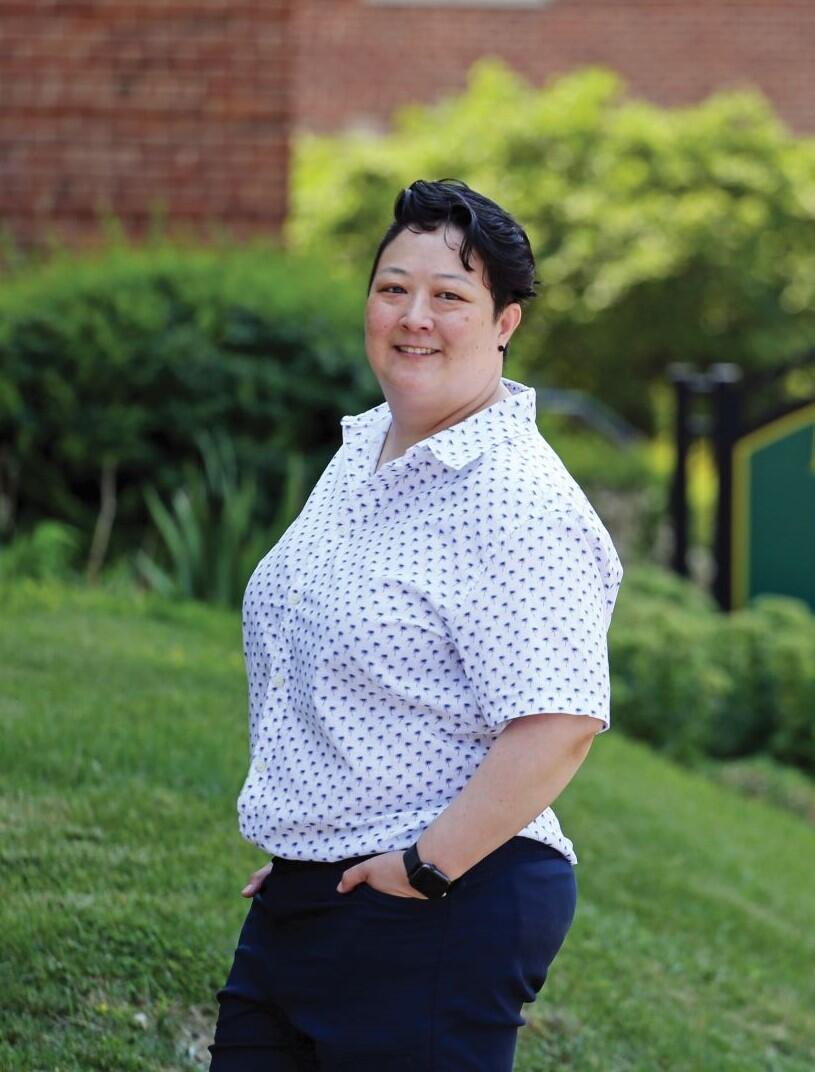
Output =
[{"x1": 208, "y1": 836, "x2": 577, "y2": 1071}]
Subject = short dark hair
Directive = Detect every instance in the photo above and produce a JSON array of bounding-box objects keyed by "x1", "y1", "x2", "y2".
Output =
[{"x1": 367, "y1": 178, "x2": 539, "y2": 359}]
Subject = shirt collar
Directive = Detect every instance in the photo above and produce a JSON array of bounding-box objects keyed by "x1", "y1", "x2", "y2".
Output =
[{"x1": 340, "y1": 376, "x2": 537, "y2": 477}]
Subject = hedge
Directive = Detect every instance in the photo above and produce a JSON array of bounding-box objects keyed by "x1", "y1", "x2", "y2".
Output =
[
  {"x1": 0, "y1": 238, "x2": 379, "y2": 571},
  {"x1": 610, "y1": 565, "x2": 815, "y2": 776}
]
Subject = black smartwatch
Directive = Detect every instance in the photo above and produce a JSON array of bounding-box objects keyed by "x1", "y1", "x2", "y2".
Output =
[{"x1": 403, "y1": 841, "x2": 452, "y2": 899}]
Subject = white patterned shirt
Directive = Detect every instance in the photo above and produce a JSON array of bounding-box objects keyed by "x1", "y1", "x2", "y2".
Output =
[{"x1": 237, "y1": 376, "x2": 624, "y2": 865}]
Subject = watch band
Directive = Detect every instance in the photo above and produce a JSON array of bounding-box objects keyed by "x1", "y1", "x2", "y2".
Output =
[{"x1": 403, "y1": 841, "x2": 452, "y2": 899}]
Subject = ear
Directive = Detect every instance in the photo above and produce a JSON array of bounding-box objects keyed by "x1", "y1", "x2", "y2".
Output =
[{"x1": 498, "y1": 302, "x2": 522, "y2": 347}]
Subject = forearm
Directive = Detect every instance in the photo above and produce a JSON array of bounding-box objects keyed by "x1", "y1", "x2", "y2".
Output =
[{"x1": 416, "y1": 714, "x2": 597, "y2": 882}]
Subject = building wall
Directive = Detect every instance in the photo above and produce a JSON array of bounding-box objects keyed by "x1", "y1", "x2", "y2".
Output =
[
  {"x1": 293, "y1": 0, "x2": 815, "y2": 135},
  {"x1": 0, "y1": 1, "x2": 293, "y2": 251},
  {"x1": 2, "y1": 1, "x2": 811, "y2": 252}
]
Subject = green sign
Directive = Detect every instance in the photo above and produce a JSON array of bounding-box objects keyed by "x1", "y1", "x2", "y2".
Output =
[{"x1": 731, "y1": 401, "x2": 815, "y2": 611}]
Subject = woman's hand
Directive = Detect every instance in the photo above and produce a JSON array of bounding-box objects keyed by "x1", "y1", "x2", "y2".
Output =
[
  {"x1": 336, "y1": 850, "x2": 428, "y2": 899},
  {"x1": 241, "y1": 861, "x2": 273, "y2": 898}
]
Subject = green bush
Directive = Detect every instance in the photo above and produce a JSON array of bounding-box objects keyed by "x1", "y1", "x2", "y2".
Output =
[
  {"x1": 0, "y1": 519, "x2": 82, "y2": 581},
  {"x1": 763, "y1": 626, "x2": 815, "y2": 772},
  {"x1": 704, "y1": 611, "x2": 778, "y2": 758},
  {"x1": 288, "y1": 59, "x2": 815, "y2": 433},
  {"x1": 135, "y1": 429, "x2": 309, "y2": 608},
  {"x1": 609, "y1": 574, "x2": 723, "y2": 764},
  {"x1": 610, "y1": 564, "x2": 815, "y2": 776},
  {"x1": 0, "y1": 238, "x2": 379, "y2": 572}
]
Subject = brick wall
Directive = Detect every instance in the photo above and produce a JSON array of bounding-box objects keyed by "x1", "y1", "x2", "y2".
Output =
[
  {"x1": 0, "y1": 1, "x2": 293, "y2": 252},
  {"x1": 2, "y1": 1, "x2": 811, "y2": 252},
  {"x1": 293, "y1": 0, "x2": 815, "y2": 135}
]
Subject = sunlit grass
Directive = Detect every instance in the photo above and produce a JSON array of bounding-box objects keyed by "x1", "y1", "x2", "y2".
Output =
[{"x1": 2, "y1": 579, "x2": 813, "y2": 1070}]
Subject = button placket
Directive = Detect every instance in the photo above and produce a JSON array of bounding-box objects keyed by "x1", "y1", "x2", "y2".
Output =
[
  {"x1": 253, "y1": 664, "x2": 287, "y2": 760},
  {"x1": 260, "y1": 669, "x2": 287, "y2": 733}
]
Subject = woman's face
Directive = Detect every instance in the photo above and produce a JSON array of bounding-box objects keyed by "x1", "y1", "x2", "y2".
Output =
[{"x1": 365, "y1": 224, "x2": 521, "y2": 414}]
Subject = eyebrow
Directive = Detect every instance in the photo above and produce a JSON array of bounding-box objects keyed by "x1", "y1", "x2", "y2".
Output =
[{"x1": 377, "y1": 266, "x2": 475, "y2": 288}]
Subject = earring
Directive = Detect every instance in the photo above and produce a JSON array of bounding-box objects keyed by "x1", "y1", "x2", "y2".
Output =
[{"x1": 498, "y1": 345, "x2": 505, "y2": 352}]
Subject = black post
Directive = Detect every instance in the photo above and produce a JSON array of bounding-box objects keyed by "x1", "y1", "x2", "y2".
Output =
[
  {"x1": 667, "y1": 363, "x2": 694, "y2": 577},
  {"x1": 710, "y1": 363, "x2": 743, "y2": 611}
]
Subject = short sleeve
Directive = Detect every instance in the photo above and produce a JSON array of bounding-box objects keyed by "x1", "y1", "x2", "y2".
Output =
[{"x1": 448, "y1": 510, "x2": 623, "y2": 735}]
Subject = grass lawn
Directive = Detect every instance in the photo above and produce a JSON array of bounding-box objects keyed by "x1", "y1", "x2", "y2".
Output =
[{"x1": 1, "y1": 579, "x2": 813, "y2": 1071}]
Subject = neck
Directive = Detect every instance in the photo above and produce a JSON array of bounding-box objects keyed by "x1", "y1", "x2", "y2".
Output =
[{"x1": 377, "y1": 379, "x2": 511, "y2": 468}]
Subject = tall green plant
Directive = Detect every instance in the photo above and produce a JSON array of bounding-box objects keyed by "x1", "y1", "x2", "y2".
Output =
[{"x1": 135, "y1": 430, "x2": 307, "y2": 607}]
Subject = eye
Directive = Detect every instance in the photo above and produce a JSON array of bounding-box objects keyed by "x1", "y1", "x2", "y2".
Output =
[
  {"x1": 380, "y1": 285, "x2": 405, "y2": 293},
  {"x1": 439, "y1": 291, "x2": 462, "y2": 301}
]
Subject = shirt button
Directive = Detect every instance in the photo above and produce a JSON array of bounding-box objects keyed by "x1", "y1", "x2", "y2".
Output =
[
  {"x1": 271, "y1": 673, "x2": 285, "y2": 688},
  {"x1": 287, "y1": 590, "x2": 301, "y2": 606},
  {"x1": 254, "y1": 758, "x2": 267, "y2": 773}
]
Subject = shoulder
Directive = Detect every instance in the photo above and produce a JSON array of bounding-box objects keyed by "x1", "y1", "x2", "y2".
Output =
[
  {"x1": 469, "y1": 427, "x2": 607, "y2": 538},
  {"x1": 483, "y1": 430, "x2": 623, "y2": 590}
]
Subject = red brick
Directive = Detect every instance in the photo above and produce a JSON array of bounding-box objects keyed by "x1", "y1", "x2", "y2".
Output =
[
  {"x1": 0, "y1": 0, "x2": 293, "y2": 252},
  {"x1": 4, "y1": 0, "x2": 812, "y2": 255},
  {"x1": 293, "y1": 0, "x2": 815, "y2": 136}
]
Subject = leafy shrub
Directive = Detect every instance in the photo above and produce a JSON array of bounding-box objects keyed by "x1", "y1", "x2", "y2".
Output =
[
  {"x1": 0, "y1": 520, "x2": 82, "y2": 581},
  {"x1": 288, "y1": 59, "x2": 815, "y2": 433},
  {"x1": 0, "y1": 238, "x2": 378, "y2": 572},
  {"x1": 763, "y1": 626, "x2": 815, "y2": 772},
  {"x1": 704, "y1": 611, "x2": 778, "y2": 758},
  {"x1": 134, "y1": 429, "x2": 308, "y2": 608},
  {"x1": 610, "y1": 565, "x2": 815, "y2": 776},
  {"x1": 609, "y1": 593, "x2": 723, "y2": 764}
]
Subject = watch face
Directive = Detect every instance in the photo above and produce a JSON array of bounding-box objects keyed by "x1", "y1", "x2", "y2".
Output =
[{"x1": 413, "y1": 863, "x2": 449, "y2": 899}]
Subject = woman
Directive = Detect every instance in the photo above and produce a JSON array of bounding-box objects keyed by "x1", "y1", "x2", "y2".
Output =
[{"x1": 208, "y1": 178, "x2": 624, "y2": 1071}]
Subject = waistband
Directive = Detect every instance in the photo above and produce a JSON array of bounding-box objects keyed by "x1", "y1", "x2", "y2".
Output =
[
  {"x1": 269, "y1": 837, "x2": 566, "y2": 874},
  {"x1": 271, "y1": 851, "x2": 382, "y2": 874}
]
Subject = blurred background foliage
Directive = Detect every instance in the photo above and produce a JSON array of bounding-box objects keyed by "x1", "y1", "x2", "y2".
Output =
[
  {"x1": 0, "y1": 238, "x2": 380, "y2": 581},
  {"x1": 0, "y1": 228, "x2": 673, "y2": 590},
  {"x1": 2, "y1": 60, "x2": 815, "y2": 776},
  {"x1": 610, "y1": 566, "x2": 815, "y2": 777},
  {"x1": 287, "y1": 60, "x2": 815, "y2": 434}
]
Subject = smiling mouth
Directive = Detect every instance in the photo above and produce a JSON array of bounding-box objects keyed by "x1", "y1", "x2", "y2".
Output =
[{"x1": 394, "y1": 345, "x2": 440, "y2": 355}]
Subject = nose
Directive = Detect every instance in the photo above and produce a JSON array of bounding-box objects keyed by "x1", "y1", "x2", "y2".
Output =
[{"x1": 399, "y1": 292, "x2": 434, "y2": 332}]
